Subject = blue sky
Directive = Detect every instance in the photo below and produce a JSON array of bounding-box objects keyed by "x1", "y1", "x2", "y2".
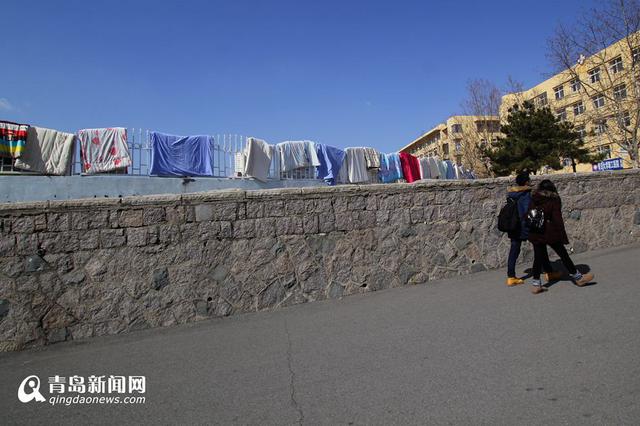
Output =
[{"x1": 1, "y1": 0, "x2": 599, "y2": 153}]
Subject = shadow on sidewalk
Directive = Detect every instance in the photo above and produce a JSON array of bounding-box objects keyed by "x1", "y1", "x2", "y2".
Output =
[{"x1": 522, "y1": 262, "x2": 597, "y2": 288}]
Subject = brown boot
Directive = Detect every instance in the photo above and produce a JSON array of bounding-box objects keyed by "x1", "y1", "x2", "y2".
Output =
[
  {"x1": 531, "y1": 285, "x2": 547, "y2": 295},
  {"x1": 544, "y1": 271, "x2": 563, "y2": 282},
  {"x1": 574, "y1": 272, "x2": 594, "y2": 286}
]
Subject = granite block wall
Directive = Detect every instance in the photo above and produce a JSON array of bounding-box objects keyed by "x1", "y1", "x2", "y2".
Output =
[{"x1": 1, "y1": 170, "x2": 639, "y2": 351}]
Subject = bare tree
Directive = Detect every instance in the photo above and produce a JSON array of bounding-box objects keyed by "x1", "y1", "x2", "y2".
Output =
[
  {"x1": 548, "y1": 0, "x2": 640, "y2": 168},
  {"x1": 460, "y1": 79, "x2": 502, "y2": 177},
  {"x1": 463, "y1": 79, "x2": 502, "y2": 117},
  {"x1": 502, "y1": 76, "x2": 527, "y2": 106}
]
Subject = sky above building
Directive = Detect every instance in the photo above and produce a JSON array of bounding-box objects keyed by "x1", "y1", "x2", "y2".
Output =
[{"x1": 1, "y1": 0, "x2": 600, "y2": 153}]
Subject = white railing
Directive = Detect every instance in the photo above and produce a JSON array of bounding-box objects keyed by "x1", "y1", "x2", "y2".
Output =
[{"x1": 1, "y1": 130, "x2": 317, "y2": 180}]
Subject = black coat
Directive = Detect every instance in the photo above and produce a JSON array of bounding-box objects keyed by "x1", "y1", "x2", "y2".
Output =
[
  {"x1": 527, "y1": 189, "x2": 569, "y2": 245},
  {"x1": 507, "y1": 186, "x2": 532, "y2": 241}
]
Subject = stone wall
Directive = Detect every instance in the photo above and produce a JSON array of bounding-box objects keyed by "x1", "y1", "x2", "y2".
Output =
[{"x1": 1, "y1": 170, "x2": 639, "y2": 351}]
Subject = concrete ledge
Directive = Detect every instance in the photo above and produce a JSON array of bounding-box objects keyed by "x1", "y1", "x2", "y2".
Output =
[
  {"x1": 182, "y1": 189, "x2": 247, "y2": 203},
  {"x1": 2, "y1": 169, "x2": 637, "y2": 211},
  {"x1": 0, "y1": 175, "x2": 325, "y2": 204},
  {"x1": 120, "y1": 194, "x2": 183, "y2": 207}
]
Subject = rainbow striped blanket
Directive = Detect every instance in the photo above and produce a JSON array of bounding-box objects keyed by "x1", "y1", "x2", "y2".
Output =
[{"x1": 0, "y1": 120, "x2": 29, "y2": 158}]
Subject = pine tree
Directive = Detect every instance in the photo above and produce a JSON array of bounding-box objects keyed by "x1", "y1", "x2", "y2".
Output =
[{"x1": 486, "y1": 101, "x2": 603, "y2": 175}]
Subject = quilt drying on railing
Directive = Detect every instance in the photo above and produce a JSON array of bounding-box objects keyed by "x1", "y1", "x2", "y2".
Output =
[
  {"x1": 244, "y1": 137, "x2": 272, "y2": 182},
  {"x1": 78, "y1": 127, "x2": 132, "y2": 174},
  {"x1": 150, "y1": 131, "x2": 213, "y2": 177},
  {"x1": 315, "y1": 143, "x2": 345, "y2": 186},
  {"x1": 379, "y1": 153, "x2": 403, "y2": 183},
  {"x1": 277, "y1": 141, "x2": 320, "y2": 172},
  {"x1": 0, "y1": 120, "x2": 29, "y2": 159},
  {"x1": 344, "y1": 147, "x2": 370, "y2": 183},
  {"x1": 399, "y1": 152, "x2": 420, "y2": 183},
  {"x1": 14, "y1": 126, "x2": 75, "y2": 175}
]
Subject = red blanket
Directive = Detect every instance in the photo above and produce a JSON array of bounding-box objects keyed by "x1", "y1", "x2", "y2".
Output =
[{"x1": 399, "y1": 152, "x2": 420, "y2": 183}]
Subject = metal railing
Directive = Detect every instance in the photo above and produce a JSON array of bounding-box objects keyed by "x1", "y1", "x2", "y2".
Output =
[{"x1": 0, "y1": 130, "x2": 318, "y2": 180}]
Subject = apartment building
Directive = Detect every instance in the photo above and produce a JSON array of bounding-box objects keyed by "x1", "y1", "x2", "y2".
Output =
[
  {"x1": 501, "y1": 33, "x2": 640, "y2": 173},
  {"x1": 400, "y1": 115, "x2": 501, "y2": 177}
]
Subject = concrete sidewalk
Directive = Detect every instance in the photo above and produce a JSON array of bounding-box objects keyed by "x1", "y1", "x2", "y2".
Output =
[{"x1": 2, "y1": 245, "x2": 639, "y2": 425}]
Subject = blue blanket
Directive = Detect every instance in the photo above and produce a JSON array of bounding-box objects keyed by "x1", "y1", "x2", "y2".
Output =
[
  {"x1": 379, "y1": 153, "x2": 403, "y2": 183},
  {"x1": 315, "y1": 143, "x2": 345, "y2": 185},
  {"x1": 150, "y1": 131, "x2": 213, "y2": 177},
  {"x1": 444, "y1": 160, "x2": 456, "y2": 179}
]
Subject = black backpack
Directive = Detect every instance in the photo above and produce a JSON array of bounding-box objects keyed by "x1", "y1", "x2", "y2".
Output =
[
  {"x1": 497, "y1": 198, "x2": 520, "y2": 233},
  {"x1": 526, "y1": 207, "x2": 546, "y2": 234}
]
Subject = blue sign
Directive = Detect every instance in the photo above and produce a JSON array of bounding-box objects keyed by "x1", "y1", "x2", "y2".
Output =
[{"x1": 592, "y1": 157, "x2": 624, "y2": 171}]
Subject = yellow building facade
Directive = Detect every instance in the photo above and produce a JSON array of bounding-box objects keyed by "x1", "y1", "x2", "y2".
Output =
[
  {"x1": 400, "y1": 115, "x2": 501, "y2": 178},
  {"x1": 501, "y1": 34, "x2": 640, "y2": 173}
]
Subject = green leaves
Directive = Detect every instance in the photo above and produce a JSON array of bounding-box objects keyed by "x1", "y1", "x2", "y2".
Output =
[{"x1": 485, "y1": 102, "x2": 602, "y2": 175}]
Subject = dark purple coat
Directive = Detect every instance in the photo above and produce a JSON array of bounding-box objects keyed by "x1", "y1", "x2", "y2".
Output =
[{"x1": 527, "y1": 190, "x2": 569, "y2": 245}]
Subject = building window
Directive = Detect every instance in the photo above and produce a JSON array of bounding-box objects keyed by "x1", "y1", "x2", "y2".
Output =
[
  {"x1": 633, "y1": 47, "x2": 640, "y2": 65},
  {"x1": 534, "y1": 92, "x2": 548, "y2": 107},
  {"x1": 442, "y1": 143, "x2": 449, "y2": 155},
  {"x1": 556, "y1": 108, "x2": 567, "y2": 121},
  {"x1": 455, "y1": 141, "x2": 462, "y2": 152},
  {"x1": 575, "y1": 125, "x2": 587, "y2": 139},
  {"x1": 451, "y1": 124, "x2": 463, "y2": 133},
  {"x1": 573, "y1": 101, "x2": 585, "y2": 115},
  {"x1": 609, "y1": 56, "x2": 624, "y2": 74},
  {"x1": 619, "y1": 111, "x2": 631, "y2": 127},
  {"x1": 596, "y1": 144, "x2": 612, "y2": 159},
  {"x1": 589, "y1": 67, "x2": 601, "y2": 83},
  {"x1": 570, "y1": 78, "x2": 581, "y2": 92},
  {"x1": 592, "y1": 94, "x2": 605, "y2": 109},
  {"x1": 476, "y1": 120, "x2": 500, "y2": 132},
  {"x1": 554, "y1": 85, "x2": 565, "y2": 100},
  {"x1": 613, "y1": 83, "x2": 627, "y2": 100},
  {"x1": 594, "y1": 120, "x2": 608, "y2": 135}
]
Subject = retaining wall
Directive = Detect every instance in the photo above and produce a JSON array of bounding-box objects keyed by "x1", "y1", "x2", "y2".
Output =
[{"x1": 1, "y1": 170, "x2": 639, "y2": 351}]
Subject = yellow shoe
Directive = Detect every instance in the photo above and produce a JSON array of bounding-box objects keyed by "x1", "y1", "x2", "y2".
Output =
[
  {"x1": 506, "y1": 277, "x2": 524, "y2": 286},
  {"x1": 544, "y1": 271, "x2": 563, "y2": 282}
]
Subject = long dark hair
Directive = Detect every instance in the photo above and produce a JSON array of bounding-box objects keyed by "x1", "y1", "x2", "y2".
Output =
[{"x1": 538, "y1": 179, "x2": 557, "y2": 193}]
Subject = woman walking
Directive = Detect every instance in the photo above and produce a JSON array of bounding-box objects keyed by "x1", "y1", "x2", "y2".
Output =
[{"x1": 528, "y1": 179, "x2": 594, "y2": 294}]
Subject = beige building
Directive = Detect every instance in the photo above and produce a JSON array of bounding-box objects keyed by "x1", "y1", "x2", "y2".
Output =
[
  {"x1": 400, "y1": 115, "x2": 501, "y2": 177},
  {"x1": 501, "y1": 33, "x2": 640, "y2": 173}
]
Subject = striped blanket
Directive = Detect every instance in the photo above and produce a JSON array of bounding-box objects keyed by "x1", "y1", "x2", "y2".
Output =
[{"x1": 0, "y1": 120, "x2": 29, "y2": 158}]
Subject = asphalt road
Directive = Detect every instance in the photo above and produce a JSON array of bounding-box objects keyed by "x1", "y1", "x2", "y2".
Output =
[{"x1": 2, "y1": 245, "x2": 640, "y2": 425}]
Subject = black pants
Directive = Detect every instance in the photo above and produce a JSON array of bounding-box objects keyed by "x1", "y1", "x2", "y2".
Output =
[
  {"x1": 507, "y1": 239, "x2": 522, "y2": 278},
  {"x1": 532, "y1": 242, "x2": 577, "y2": 280},
  {"x1": 508, "y1": 239, "x2": 553, "y2": 277}
]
